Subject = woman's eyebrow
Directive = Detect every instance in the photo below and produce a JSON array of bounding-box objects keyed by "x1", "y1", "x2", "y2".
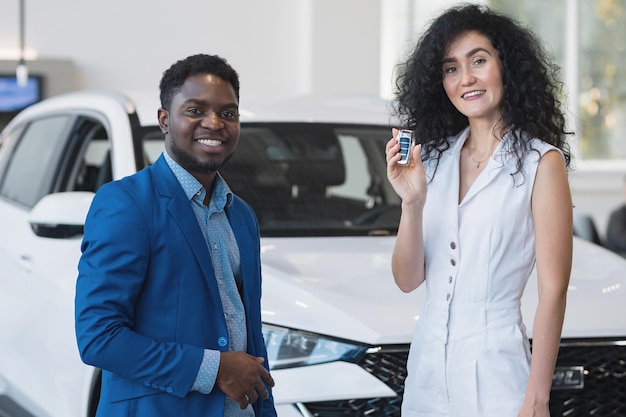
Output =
[{"x1": 442, "y1": 47, "x2": 492, "y2": 64}]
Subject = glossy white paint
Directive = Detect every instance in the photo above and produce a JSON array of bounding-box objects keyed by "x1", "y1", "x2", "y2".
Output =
[
  {"x1": 129, "y1": 90, "x2": 398, "y2": 127},
  {"x1": 260, "y1": 236, "x2": 423, "y2": 345},
  {"x1": 28, "y1": 192, "x2": 95, "y2": 227},
  {"x1": 1, "y1": 90, "x2": 625, "y2": 417},
  {"x1": 271, "y1": 361, "x2": 396, "y2": 404},
  {"x1": 523, "y1": 237, "x2": 626, "y2": 338},
  {"x1": 261, "y1": 233, "x2": 626, "y2": 346}
]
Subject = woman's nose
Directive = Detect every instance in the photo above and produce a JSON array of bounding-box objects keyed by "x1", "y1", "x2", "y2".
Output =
[{"x1": 461, "y1": 68, "x2": 476, "y2": 85}]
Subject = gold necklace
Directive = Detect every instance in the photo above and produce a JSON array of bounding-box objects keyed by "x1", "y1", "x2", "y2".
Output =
[{"x1": 467, "y1": 147, "x2": 494, "y2": 168}]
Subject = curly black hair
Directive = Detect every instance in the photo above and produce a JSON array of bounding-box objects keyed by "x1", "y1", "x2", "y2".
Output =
[
  {"x1": 159, "y1": 54, "x2": 240, "y2": 111},
  {"x1": 394, "y1": 3, "x2": 572, "y2": 176}
]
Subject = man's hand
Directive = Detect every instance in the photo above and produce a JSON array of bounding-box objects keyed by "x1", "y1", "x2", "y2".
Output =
[{"x1": 216, "y1": 351, "x2": 275, "y2": 409}]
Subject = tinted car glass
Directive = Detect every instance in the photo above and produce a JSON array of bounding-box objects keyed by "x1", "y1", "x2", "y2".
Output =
[
  {"x1": 142, "y1": 123, "x2": 401, "y2": 236},
  {"x1": 0, "y1": 115, "x2": 71, "y2": 207}
]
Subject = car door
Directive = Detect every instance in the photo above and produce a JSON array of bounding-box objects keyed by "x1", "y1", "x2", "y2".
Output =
[{"x1": 0, "y1": 113, "x2": 112, "y2": 417}]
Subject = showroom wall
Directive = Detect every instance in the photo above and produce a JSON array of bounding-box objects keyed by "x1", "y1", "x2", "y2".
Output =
[
  {"x1": 0, "y1": 0, "x2": 386, "y2": 100},
  {"x1": 0, "y1": 0, "x2": 623, "y2": 240},
  {"x1": 0, "y1": 0, "x2": 468, "y2": 99}
]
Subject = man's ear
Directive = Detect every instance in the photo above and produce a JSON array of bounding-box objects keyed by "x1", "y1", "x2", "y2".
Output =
[{"x1": 157, "y1": 108, "x2": 169, "y2": 134}]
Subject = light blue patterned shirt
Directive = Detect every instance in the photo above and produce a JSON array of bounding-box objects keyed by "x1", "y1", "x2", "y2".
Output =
[{"x1": 164, "y1": 152, "x2": 253, "y2": 416}]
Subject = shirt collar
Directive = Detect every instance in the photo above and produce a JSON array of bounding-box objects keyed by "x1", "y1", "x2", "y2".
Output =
[{"x1": 163, "y1": 151, "x2": 233, "y2": 209}]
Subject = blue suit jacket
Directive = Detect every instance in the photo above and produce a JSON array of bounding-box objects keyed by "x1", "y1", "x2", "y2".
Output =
[{"x1": 75, "y1": 155, "x2": 276, "y2": 417}]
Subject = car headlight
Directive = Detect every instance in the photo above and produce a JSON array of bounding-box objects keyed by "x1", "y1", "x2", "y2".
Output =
[{"x1": 262, "y1": 323, "x2": 368, "y2": 370}]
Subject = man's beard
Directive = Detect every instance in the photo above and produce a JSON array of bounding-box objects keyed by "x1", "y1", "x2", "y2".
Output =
[{"x1": 169, "y1": 140, "x2": 234, "y2": 174}]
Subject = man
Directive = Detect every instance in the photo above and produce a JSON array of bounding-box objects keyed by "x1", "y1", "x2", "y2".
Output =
[
  {"x1": 75, "y1": 54, "x2": 276, "y2": 417},
  {"x1": 606, "y1": 175, "x2": 626, "y2": 256}
]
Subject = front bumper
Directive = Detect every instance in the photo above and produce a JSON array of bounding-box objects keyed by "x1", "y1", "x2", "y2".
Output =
[{"x1": 274, "y1": 339, "x2": 626, "y2": 417}]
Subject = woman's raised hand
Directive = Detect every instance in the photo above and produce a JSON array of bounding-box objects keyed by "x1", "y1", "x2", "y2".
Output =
[{"x1": 386, "y1": 128, "x2": 428, "y2": 207}]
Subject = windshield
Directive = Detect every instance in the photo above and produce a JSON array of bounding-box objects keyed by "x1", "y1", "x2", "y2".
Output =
[{"x1": 142, "y1": 123, "x2": 401, "y2": 237}]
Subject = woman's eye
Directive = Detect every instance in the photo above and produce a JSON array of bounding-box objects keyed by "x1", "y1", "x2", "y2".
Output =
[
  {"x1": 444, "y1": 66, "x2": 457, "y2": 74},
  {"x1": 473, "y1": 58, "x2": 486, "y2": 65}
]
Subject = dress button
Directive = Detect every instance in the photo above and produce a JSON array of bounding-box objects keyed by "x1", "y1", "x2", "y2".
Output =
[
  {"x1": 218, "y1": 336, "x2": 228, "y2": 347},
  {"x1": 450, "y1": 259, "x2": 456, "y2": 266},
  {"x1": 450, "y1": 242, "x2": 456, "y2": 249}
]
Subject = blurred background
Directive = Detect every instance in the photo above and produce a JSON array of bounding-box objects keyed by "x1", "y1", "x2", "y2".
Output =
[{"x1": 0, "y1": 0, "x2": 624, "y2": 243}]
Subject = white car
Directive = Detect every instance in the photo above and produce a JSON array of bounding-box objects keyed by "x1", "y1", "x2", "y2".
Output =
[{"x1": 0, "y1": 91, "x2": 625, "y2": 417}]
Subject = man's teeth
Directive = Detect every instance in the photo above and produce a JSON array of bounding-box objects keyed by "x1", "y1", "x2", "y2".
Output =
[
  {"x1": 463, "y1": 90, "x2": 485, "y2": 98},
  {"x1": 197, "y1": 139, "x2": 221, "y2": 146}
]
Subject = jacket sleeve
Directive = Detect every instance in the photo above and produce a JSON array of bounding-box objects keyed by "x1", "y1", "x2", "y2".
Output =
[{"x1": 74, "y1": 180, "x2": 204, "y2": 398}]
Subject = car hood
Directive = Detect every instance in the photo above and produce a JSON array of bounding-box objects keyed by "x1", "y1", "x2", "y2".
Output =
[
  {"x1": 522, "y1": 236, "x2": 626, "y2": 339},
  {"x1": 260, "y1": 236, "x2": 423, "y2": 345},
  {"x1": 260, "y1": 236, "x2": 626, "y2": 346}
]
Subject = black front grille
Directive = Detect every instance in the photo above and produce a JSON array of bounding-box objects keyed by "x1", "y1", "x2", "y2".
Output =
[
  {"x1": 304, "y1": 347, "x2": 407, "y2": 417},
  {"x1": 303, "y1": 340, "x2": 626, "y2": 417},
  {"x1": 549, "y1": 340, "x2": 626, "y2": 416}
]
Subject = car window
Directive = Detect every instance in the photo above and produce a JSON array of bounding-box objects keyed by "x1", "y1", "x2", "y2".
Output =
[
  {"x1": 140, "y1": 122, "x2": 400, "y2": 236},
  {"x1": 66, "y1": 122, "x2": 112, "y2": 193},
  {"x1": 222, "y1": 123, "x2": 400, "y2": 236},
  {"x1": 0, "y1": 115, "x2": 72, "y2": 208},
  {"x1": 142, "y1": 129, "x2": 166, "y2": 163},
  {"x1": 330, "y1": 134, "x2": 370, "y2": 201}
]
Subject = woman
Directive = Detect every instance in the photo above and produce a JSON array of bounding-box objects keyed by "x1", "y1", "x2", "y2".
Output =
[{"x1": 386, "y1": 4, "x2": 573, "y2": 417}]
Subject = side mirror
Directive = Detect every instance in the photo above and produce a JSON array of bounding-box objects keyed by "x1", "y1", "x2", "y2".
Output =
[{"x1": 28, "y1": 192, "x2": 95, "y2": 238}]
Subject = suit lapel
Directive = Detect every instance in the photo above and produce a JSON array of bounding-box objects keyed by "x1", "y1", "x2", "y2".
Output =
[
  {"x1": 226, "y1": 203, "x2": 255, "y2": 302},
  {"x1": 152, "y1": 156, "x2": 222, "y2": 300}
]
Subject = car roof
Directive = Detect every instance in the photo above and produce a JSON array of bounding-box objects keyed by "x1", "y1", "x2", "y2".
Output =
[
  {"x1": 129, "y1": 90, "x2": 400, "y2": 127},
  {"x1": 9, "y1": 89, "x2": 400, "y2": 130}
]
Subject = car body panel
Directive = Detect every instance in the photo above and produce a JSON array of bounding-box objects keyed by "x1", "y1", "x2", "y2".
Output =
[
  {"x1": 1, "y1": 90, "x2": 625, "y2": 417},
  {"x1": 523, "y1": 237, "x2": 626, "y2": 338},
  {"x1": 272, "y1": 361, "x2": 396, "y2": 404},
  {"x1": 261, "y1": 236, "x2": 423, "y2": 344}
]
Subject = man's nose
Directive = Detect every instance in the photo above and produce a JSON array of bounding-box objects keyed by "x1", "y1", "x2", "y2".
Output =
[{"x1": 202, "y1": 111, "x2": 224, "y2": 129}]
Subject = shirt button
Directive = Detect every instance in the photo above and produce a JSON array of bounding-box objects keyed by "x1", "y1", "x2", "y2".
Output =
[
  {"x1": 446, "y1": 293, "x2": 451, "y2": 301},
  {"x1": 450, "y1": 242, "x2": 456, "y2": 249},
  {"x1": 213, "y1": 243, "x2": 218, "y2": 250},
  {"x1": 218, "y1": 336, "x2": 228, "y2": 347},
  {"x1": 450, "y1": 259, "x2": 456, "y2": 266},
  {"x1": 449, "y1": 276, "x2": 453, "y2": 284}
]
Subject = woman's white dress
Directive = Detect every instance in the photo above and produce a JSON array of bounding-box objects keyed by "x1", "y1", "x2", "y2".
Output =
[{"x1": 401, "y1": 127, "x2": 562, "y2": 417}]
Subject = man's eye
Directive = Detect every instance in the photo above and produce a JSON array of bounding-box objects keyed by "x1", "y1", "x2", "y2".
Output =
[
  {"x1": 186, "y1": 108, "x2": 202, "y2": 115},
  {"x1": 220, "y1": 110, "x2": 239, "y2": 120}
]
